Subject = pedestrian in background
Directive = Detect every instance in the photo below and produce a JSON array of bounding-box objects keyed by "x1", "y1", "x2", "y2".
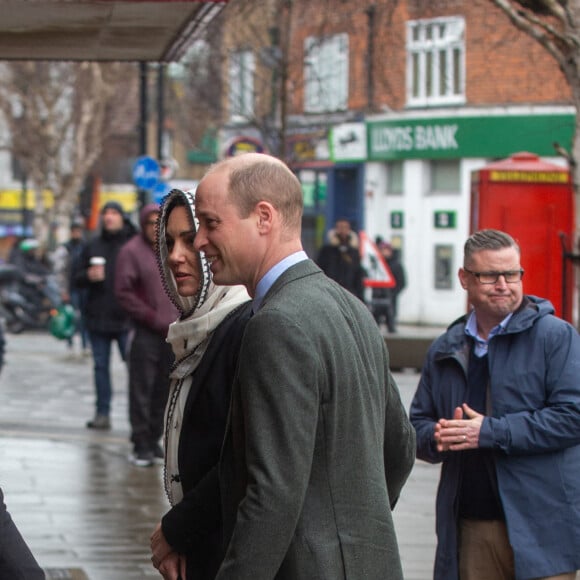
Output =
[
  {"x1": 410, "y1": 229, "x2": 580, "y2": 580},
  {"x1": 191, "y1": 153, "x2": 415, "y2": 579},
  {"x1": 316, "y1": 217, "x2": 365, "y2": 300},
  {"x1": 149, "y1": 189, "x2": 252, "y2": 579},
  {"x1": 115, "y1": 203, "x2": 177, "y2": 467},
  {"x1": 74, "y1": 201, "x2": 136, "y2": 430},
  {"x1": 371, "y1": 239, "x2": 406, "y2": 333},
  {"x1": 52, "y1": 218, "x2": 90, "y2": 355}
]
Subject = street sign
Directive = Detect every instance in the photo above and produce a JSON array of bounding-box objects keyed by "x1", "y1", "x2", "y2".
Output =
[
  {"x1": 359, "y1": 231, "x2": 396, "y2": 289},
  {"x1": 152, "y1": 181, "x2": 172, "y2": 204},
  {"x1": 132, "y1": 156, "x2": 160, "y2": 191}
]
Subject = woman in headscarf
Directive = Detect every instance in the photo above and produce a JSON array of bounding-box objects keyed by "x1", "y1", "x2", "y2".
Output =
[{"x1": 150, "y1": 188, "x2": 252, "y2": 580}]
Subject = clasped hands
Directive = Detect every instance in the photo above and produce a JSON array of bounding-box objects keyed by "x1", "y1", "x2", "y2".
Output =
[
  {"x1": 434, "y1": 403, "x2": 483, "y2": 452},
  {"x1": 150, "y1": 522, "x2": 186, "y2": 580}
]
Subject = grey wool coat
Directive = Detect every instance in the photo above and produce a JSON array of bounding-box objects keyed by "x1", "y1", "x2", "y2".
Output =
[{"x1": 216, "y1": 259, "x2": 415, "y2": 580}]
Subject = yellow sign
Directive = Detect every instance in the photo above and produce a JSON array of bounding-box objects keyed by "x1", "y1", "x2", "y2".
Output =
[
  {"x1": 0, "y1": 189, "x2": 54, "y2": 209},
  {"x1": 0, "y1": 188, "x2": 138, "y2": 213},
  {"x1": 99, "y1": 190, "x2": 138, "y2": 213},
  {"x1": 489, "y1": 171, "x2": 568, "y2": 184}
]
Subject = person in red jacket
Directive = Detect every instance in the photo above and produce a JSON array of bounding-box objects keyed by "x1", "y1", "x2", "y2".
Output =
[{"x1": 115, "y1": 203, "x2": 178, "y2": 466}]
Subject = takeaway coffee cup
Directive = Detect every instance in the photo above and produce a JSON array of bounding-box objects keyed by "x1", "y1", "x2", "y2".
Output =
[{"x1": 89, "y1": 256, "x2": 106, "y2": 281}]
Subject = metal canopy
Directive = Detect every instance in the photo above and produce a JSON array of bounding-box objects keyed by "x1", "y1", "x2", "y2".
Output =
[{"x1": 0, "y1": 0, "x2": 227, "y2": 62}]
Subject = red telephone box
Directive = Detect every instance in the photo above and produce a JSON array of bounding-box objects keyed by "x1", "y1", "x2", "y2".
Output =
[{"x1": 471, "y1": 152, "x2": 575, "y2": 321}]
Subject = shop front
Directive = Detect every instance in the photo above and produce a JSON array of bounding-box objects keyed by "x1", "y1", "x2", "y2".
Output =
[{"x1": 365, "y1": 108, "x2": 575, "y2": 325}]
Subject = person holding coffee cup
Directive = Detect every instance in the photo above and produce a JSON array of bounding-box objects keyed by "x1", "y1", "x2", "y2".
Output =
[
  {"x1": 88, "y1": 256, "x2": 106, "y2": 282},
  {"x1": 73, "y1": 201, "x2": 137, "y2": 430}
]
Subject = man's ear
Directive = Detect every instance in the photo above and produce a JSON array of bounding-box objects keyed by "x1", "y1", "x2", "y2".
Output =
[
  {"x1": 458, "y1": 267, "x2": 468, "y2": 290},
  {"x1": 255, "y1": 201, "x2": 274, "y2": 233}
]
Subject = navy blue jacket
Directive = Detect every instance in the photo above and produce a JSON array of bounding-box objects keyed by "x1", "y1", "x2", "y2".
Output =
[{"x1": 410, "y1": 296, "x2": 580, "y2": 580}]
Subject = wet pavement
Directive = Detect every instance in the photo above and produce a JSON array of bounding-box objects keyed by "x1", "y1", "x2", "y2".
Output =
[{"x1": 0, "y1": 329, "x2": 440, "y2": 580}]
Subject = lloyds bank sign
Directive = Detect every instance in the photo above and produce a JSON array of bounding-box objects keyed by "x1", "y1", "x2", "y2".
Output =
[{"x1": 367, "y1": 114, "x2": 574, "y2": 161}]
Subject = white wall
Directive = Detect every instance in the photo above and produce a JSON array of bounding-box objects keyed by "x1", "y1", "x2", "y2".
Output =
[{"x1": 364, "y1": 157, "x2": 490, "y2": 326}]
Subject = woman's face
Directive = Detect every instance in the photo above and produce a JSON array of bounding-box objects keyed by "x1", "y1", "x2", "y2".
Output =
[{"x1": 165, "y1": 205, "x2": 201, "y2": 297}]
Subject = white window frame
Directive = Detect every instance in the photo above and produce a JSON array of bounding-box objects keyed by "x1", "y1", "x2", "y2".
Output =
[
  {"x1": 304, "y1": 33, "x2": 349, "y2": 113},
  {"x1": 406, "y1": 16, "x2": 465, "y2": 107},
  {"x1": 229, "y1": 49, "x2": 255, "y2": 122}
]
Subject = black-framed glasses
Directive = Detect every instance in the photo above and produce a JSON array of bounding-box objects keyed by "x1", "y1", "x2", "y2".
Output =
[{"x1": 464, "y1": 268, "x2": 524, "y2": 284}]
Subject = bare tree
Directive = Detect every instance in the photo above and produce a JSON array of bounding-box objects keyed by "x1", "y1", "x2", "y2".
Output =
[
  {"x1": 489, "y1": 2, "x2": 580, "y2": 190},
  {"x1": 0, "y1": 61, "x2": 137, "y2": 246},
  {"x1": 170, "y1": 0, "x2": 366, "y2": 163}
]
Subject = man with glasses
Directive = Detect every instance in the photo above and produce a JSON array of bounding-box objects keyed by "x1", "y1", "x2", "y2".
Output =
[{"x1": 410, "y1": 229, "x2": 580, "y2": 580}]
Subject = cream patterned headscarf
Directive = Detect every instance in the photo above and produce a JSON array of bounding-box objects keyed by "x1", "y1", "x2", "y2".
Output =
[{"x1": 157, "y1": 188, "x2": 250, "y2": 504}]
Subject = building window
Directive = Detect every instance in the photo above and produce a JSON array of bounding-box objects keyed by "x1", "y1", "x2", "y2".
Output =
[
  {"x1": 304, "y1": 33, "x2": 349, "y2": 113},
  {"x1": 434, "y1": 244, "x2": 454, "y2": 289},
  {"x1": 407, "y1": 17, "x2": 465, "y2": 107},
  {"x1": 229, "y1": 50, "x2": 254, "y2": 121},
  {"x1": 430, "y1": 160, "x2": 460, "y2": 193},
  {"x1": 386, "y1": 161, "x2": 404, "y2": 195}
]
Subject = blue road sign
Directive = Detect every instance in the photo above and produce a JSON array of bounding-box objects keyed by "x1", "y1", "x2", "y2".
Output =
[
  {"x1": 152, "y1": 180, "x2": 172, "y2": 204},
  {"x1": 133, "y1": 156, "x2": 160, "y2": 190}
]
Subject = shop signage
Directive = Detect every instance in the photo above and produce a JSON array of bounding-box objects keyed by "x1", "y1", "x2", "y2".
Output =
[
  {"x1": 331, "y1": 123, "x2": 367, "y2": 161},
  {"x1": 225, "y1": 136, "x2": 264, "y2": 157},
  {"x1": 367, "y1": 114, "x2": 574, "y2": 161},
  {"x1": 434, "y1": 210, "x2": 457, "y2": 229},
  {"x1": 489, "y1": 170, "x2": 569, "y2": 183},
  {"x1": 390, "y1": 211, "x2": 404, "y2": 229}
]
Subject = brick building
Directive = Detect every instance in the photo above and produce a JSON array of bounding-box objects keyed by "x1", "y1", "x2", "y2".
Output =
[{"x1": 210, "y1": 0, "x2": 575, "y2": 324}]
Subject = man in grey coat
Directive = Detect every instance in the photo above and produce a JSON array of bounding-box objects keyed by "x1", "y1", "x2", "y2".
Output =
[{"x1": 193, "y1": 153, "x2": 415, "y2": 580}]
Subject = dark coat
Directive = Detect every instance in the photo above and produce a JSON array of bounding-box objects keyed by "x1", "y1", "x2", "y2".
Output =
[
  {"x1": 410, "y1": 296, "x2": 580, "y2": 580},
  {"x1": 161, "y1": 301, "x2": 253, "y2": 580},
  {"x1": 74, "y1": 222, "x2": 135, "y2": 333},
  {"x1": 316, "y1": 231, "x2": 365, "y2": 300},
  {"x1": 217, "y1": 260, "x2": 415, "y2": 580}
]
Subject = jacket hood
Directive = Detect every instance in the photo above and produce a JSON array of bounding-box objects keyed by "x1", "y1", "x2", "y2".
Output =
[
  {"x1": 439, "y1": 295, "x2": 555, "y2": 355},
  {"x1": 156, "y1": 188, "x2": 250, "y2": 322},
  {"x1": 140, "y1": 203, "x2": 160, "y2": 230},
  {"x1": 157, "y1": 188, "x2": 212, "y2": 318}
]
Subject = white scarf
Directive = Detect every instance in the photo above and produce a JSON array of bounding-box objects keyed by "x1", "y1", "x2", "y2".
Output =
[{"x1": 163, "y1": 285, "x2": 249, "y2": 505}]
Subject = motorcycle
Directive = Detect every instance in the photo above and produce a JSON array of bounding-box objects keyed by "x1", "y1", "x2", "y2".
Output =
[{"x1": 0, "y1": 264, "x2": 62, "y2": 333}]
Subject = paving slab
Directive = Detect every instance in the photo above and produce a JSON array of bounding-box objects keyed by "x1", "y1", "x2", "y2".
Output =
[{"x1": 0, "y1": 330, "x2": 439, "y2": 580}]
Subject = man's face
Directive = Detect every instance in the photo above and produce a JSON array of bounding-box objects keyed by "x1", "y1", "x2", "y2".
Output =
[
  {"x1": 459, "y1": 246, "x2": 523, "y2": 326},
  {"x1": 194, "y1": 170, "x2": 260, "y2": 291},
  {"x1": 102, "y1": 208, "x2": 124, "y2": 233},
  {"x1": 70, "y1": 226, "x2": 83, "y2": 240},
  {"x1": 143, "y1": 211, "x2": 159, "y2": 245},
  {"x1": 335, "y1": 220, "x2": 351, "y2": 241}
]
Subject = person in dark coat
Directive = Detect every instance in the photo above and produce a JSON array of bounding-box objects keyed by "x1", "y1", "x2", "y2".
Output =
[
  {"x1": 115, "y1": 203, "x2": 178, "y2": 466},
  {"x1": 149, "y1": 189, "x2": 252, "y2": 580},
  {"x1": 316, "y1": 218, "x2": 365, "y2": 300},
  {"x1": 74, "y1": 201, "x2": 136, "y2": 430},
  {"x1": 410, "y1": 229, "x2": 580, "y2": 580}
]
